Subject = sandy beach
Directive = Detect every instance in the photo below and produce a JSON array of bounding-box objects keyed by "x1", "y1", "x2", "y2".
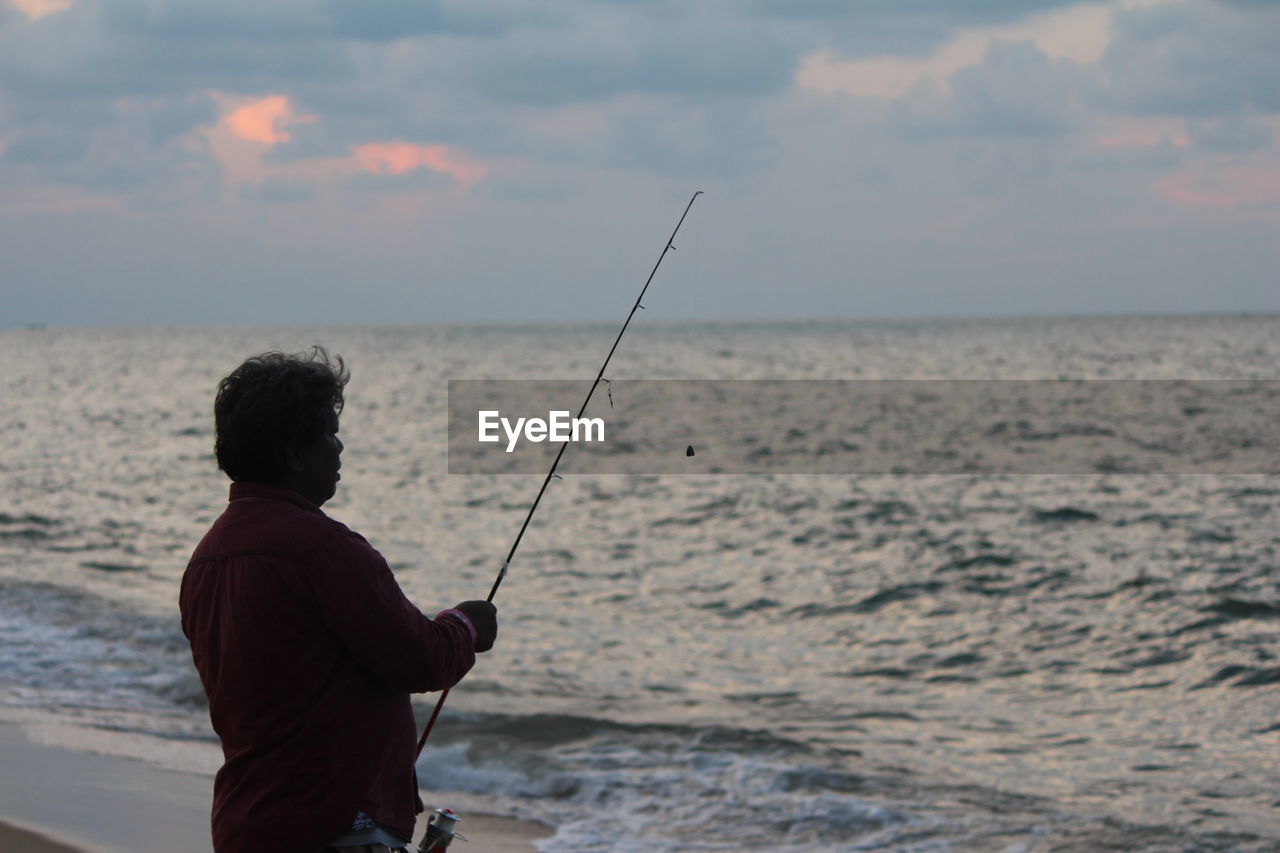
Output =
[
  {"x1": 0, "y1": 723, "x2": 552, "y2": 852},
  {"x1": 0, "y1": 819, "x2": 81, "y2": 853}
]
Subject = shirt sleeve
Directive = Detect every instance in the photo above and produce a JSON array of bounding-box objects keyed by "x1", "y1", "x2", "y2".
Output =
[
  {"x1": 436, "y1": 608, "x2": 478, "y2": 648},
  {"x1": 304, "y1": 522, "x2": 476, "y2": 693}
]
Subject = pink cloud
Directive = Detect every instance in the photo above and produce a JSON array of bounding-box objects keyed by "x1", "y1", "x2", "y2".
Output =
[
  {"x1": 352, "y1": 142, "x2": 487, "y2": 186},
  {"x1": 222, "y1": 95, "x2": 307, "y2": 146},
  {"x1": 1097, "y1": 134, "x2": 1186, "y2": 150},
  {"x1": 0, "y1": 186, "x2": 120, "y2": 216},
  {"x1": 1155, "y1": 164, "x2": 1280, "y2": 210},
  {"x1": 8, "y1": 0, "x2": 72, "y2": 21},
  {"x1": 1095, "y1": 131, "x2": 1189, "y2": 150},
  {"x1": 1092, "y1": 118, "x2": 1190, "y2": 151}
]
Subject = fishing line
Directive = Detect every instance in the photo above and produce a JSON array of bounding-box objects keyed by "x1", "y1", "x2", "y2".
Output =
[
  {"x1": 415, "y1": 191, "x2": 703, "y2": 759},
  {"x1": 693, "y1": 195, "x2": 701, "y2": 322}
]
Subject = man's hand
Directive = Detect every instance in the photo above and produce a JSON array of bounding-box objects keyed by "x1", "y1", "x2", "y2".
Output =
[{"x1": 454, "y1": 600, "x2": 497, "y2": 653}]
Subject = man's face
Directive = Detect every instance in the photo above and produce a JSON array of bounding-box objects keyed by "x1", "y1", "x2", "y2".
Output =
[{"x1": 292, "y1": 410, "x2": 343, "y2": 506}]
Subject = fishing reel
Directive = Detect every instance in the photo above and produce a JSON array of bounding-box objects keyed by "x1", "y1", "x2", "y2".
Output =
[{"x1": 417, "y1": 807, "x2": 466, "y2": 851}]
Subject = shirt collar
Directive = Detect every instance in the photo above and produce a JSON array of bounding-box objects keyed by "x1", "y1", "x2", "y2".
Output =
[{"x1": 228, "y1": 481, "x2": 322, "y2": 512}]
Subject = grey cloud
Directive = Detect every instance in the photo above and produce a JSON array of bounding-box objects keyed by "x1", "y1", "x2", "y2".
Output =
[
  {"x1": 600, "y1": 100, "x2": 775, "y2": 179},
  {"x1": 3, "y1": 0, "x2": 1275, "y2": 218},
  {"x1": 102, "y1": 0, "x2": 540, "y2": 43},
  {"x1": 0, "y1": 0, "x2": 570, "y2": 178},
  {"x1": 1188, "y1": 116, "x2": 1276, "y2": 152},
  {"x1": 747, "y1": 0, "x2": 1074, "y2": 20},
  {"x1": 285, "y1": 83, "x2": 402, "y2": 122},
  {"x1": 475, "y1": 49, "x2": 792, "y2": 105},
  {"x1": 472, "y1": 13, "x2": 800, "y2": 105},
  {"x1": 0, "y1": 3, "x2": 353, "y2": 190},
  {"x1": 144, "y1": 95, "x2": 220, "y2": 144},
  {"x1": 256, "y1": 83, "x2": 506, "y2": 164},
  {"x1": 0, "y1": 87, "x2": 215, "y2": 190},
  {"x1": 0, "y1": 13, "x2": 357, "y2": 103},
  {"x1": 321, "y1": 0, "x2": 547, "y2": 40},
  {"x1": 238, "y1": 179, "x2": 317, "y2": 203},
  {"x1": 489, "y1": 172, "x2": 582, "y2": 202},
  {"x1": 582, "y1": 0, "x2": 959, "y2": 58},
  {"x1": 101, "y1": 1, "x2": 329, "y2": 42},
  {"x1": 3, "y1": 128, "x2": 91, "y2": 164},
  {"x1": 745, "y1": 0, "x2": 1080, "y2": 55},
  {"x1": 1097, "y1": 1, "x2": 1280, "y2": 117},
  {"x1": 344, "y1": 168, "x2": 455, "y2": 194},
  {"x1": 2, "y1": 89, "x2": 116, "y2": 129},
  {"x1": 892, "y1": 42, "x2": 1081, "y2": 140},
  {"x1": 0, "y1": 0, "x2": 1101, "y2": 146},
  {"x1": 6, "y1": 143, "x2": 172, "y2": 192}
]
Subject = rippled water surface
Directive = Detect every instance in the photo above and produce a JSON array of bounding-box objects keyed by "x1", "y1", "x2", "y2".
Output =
[{"x1": 1, "y1": 316, "x2": 1277, "y2": 851}]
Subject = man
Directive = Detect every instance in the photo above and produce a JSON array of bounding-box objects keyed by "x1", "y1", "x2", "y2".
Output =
[{"x1": 181, "y1": 348, "x2": 497, "y2": 853}]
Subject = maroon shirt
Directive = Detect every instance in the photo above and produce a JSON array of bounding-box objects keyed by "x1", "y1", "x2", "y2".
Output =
[{"x1": 180, "y1": 482, "x2": 476, "y2": 853}]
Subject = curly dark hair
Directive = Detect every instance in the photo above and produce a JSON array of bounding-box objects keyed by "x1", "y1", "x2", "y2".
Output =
[{"x1": 214, "y1": 347, "x2": 349, "y2": 482}]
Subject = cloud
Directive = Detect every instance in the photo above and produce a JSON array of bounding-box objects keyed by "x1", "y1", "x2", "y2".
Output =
[
  {"x1": 1092, "y1": 117, "x2": 1189, "y2": 150},
  {"x1": 101, "y1": 0, "x2": 538, "y2": 43},
  {"x1": 6, "y1": 0, "x2": 71, "y2": 22},
  {"x1": 796, "y1": 3, "x2": 1112, "y2": 100},
  {"x1": 591, "y1": 97, "x2": 775, "y2": 179},
  {"x1": 0, "y1": 92, "x2": 219, "y2": 200},
  {"x1": 237, "y1": 177, "x2": 316, "y2": 203},
  {"x1": 3, "y1": 0, "x2": 1277, "y2": 330},
  {"x1": 1097, "y1": 0, "x2": 1280, "y2": 117},
  {"x1": 192, "y1": 89, "x2": 490, "y2": 200},
  {"x1": 749, "y1": 0, "x2": 1077, "y2": 24},
  {"x1": 351, "y1": 141, "x2": 486, "y2": 185},
  {"x1": 461, "y1": 3, "x2": 810, "y2": 106},
  {"x1": 0, "y1": 185, "x2": 119, "y2": 215},
  {"x1": 142, "y1": 94, "x2": 221, "y2": 145},
  {"x1": 0, "y1": 3, "x2": 359, "y2": 104},
  {"x1": 1154, "y1": 159, "x2": 1280, "y2": 210},
  {"x1": 1187, "y1": 116, "x2": 1276, "y2": 153},
  {"x1": 320, "y1": 0, "x2": 542, "y2": 40},
  {"x1": 219, "y1": 94, "x2": 312, "y2": 145},
  {"x1": 3, "y1": 126, "x2": 90, "y2": 163},
  {"x1": 890, "y1": 41, "x2": 1083, "y2": 140}
]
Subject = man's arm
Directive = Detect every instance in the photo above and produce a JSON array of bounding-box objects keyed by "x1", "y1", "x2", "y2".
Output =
[{"x1": 305, "y1": 525, "x2": 494, "y2": 692}]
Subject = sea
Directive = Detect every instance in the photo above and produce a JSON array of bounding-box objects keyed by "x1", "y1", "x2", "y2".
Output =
[{"x1": 0, "y1": 315, "x2": 1277, "y2": 852}]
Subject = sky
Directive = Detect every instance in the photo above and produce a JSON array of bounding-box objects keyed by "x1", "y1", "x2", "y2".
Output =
[{"x1": 1, "y1": 0, "x2": 1277, "y2": 327}]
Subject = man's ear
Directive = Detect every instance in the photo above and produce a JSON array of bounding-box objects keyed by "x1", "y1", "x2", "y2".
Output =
[{"x1": 284, "y1": 443, "x2": 306, "y2": 473}]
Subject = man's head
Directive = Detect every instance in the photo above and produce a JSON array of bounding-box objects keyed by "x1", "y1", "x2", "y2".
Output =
[{"x1": 215, "y1": 347, "x2": 349, "y2": 505}]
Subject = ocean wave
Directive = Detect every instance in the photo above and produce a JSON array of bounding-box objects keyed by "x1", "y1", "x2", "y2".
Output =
[
  {"x1": 0, "y1": 580, "x2": 199, "y2": 714},
  {"x1": 414, "y1": 709, "x2": 1279, "y2": 852}
]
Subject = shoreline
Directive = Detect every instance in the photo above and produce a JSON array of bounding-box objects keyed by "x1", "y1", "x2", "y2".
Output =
[
  {"x1": 0, "y1": 819, "x2": 82, "y2": 853},
  {"x1": 0, "y1": 721, "x2": 552, "y2": 852}
]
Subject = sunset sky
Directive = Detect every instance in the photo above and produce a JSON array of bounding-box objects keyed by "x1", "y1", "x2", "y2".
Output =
[{"x1": 2, "y1": 0, "x2": 1277, "y2": 327}]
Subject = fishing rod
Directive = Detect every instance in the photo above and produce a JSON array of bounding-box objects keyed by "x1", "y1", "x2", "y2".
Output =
[
  {"x1": 487, "y1": 189, "x2": 703, "y2": 603},
  {"x1": 414, "y1": 191, "x2": 703, "y2": 772}
]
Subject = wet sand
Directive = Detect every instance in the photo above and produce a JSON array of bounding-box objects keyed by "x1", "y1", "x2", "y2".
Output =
[
  {"x1": 0, "y1": 820, "x2": 82, "y2": 853},
  {"x1": 0, "y1": 723, "x2": 551, "y2": 852}
]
